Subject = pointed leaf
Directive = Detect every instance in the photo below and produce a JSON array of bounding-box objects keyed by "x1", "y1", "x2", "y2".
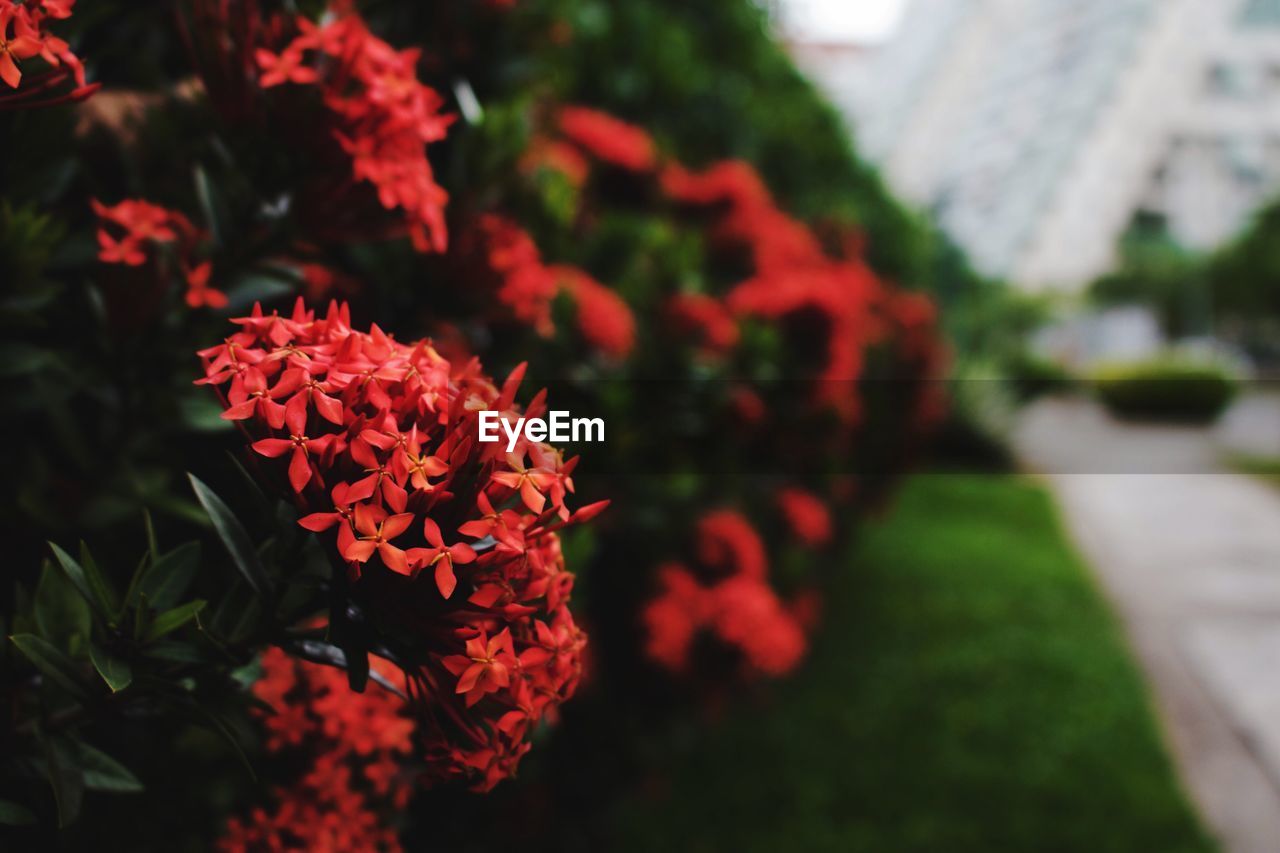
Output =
[
  {"x1": 188, "y1": 475, "x2": 270, "y2": 598},
  {"x1": 142, "y1": 600, "x2": 206, "y2": 643},
  {"x1": 79, "y1": 541, "x2": 119, "y2": 616},
  {"x1": 139, "y1": 542, "x2": 201, "y2": 610},
  {"x1": 46, "y1": 542, "x2": 108, "y2": 622},
  {"x1": 39, "y1": 734, "x2": 84, "y2": 828},
  {"x1": 76, "y1": 742, "x2": 143, "y2": 793},
  {"x1": 89, "y1": 643, "x2": 132, "y2": 693},
  {"x1": 10, "y1": 634, "x2": 90, "y2": 700},
  {"x1": 34, "y1": 560, "x2": 91, "y2": 649}
]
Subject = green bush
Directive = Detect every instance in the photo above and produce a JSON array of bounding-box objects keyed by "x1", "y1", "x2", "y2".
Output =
[
  {"x1": 1008, "y1": 351, "x2": 1076, "y2": 402},
  {"x1": 1092, "y1": 359, "x2": 1239, "y2": 423}
]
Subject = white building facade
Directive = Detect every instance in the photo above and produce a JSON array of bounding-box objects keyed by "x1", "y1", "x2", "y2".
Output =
[{"x1": 794, "y1": 0, "x2": 1280, "y2": 291}]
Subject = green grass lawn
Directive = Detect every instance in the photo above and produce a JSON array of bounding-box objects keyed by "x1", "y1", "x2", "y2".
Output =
[{"x1": 611, "y1": 475, "x2": 1215, "y2": 853}]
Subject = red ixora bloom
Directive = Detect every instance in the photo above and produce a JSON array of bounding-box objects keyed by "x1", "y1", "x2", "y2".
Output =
[
  {"x1": 220, "y1": 649, "x2": 411, "y2": 853},
  {"x1": 198, "y1": 299, "x2": 605, "y2": 792},
  {"x1": 641, "y1": 510, "x2": 807, "y2": 680},
  {"x1": 774, "y1": 486, "x2": 833, "y2": 548},
  {"x1": 249, "y1": 6, "x2": 454, "y2": 252},
  {"x1": 457, "y1": 214, "x2": 560, "y2": 335},
  {"x1": 549, "y1": 265, "x2": 636, "y2": 359},
  {"x1": 93, "y1": 198, "x2": 228, "y2": 309},
  {"x1": 664, "y1": 293, "x2": 739, "y2": 356},
  {"x1": 0, "y1": 0, "x2": 97, "y2": 110},
  {"x1": 557, "y1": 105, "x2": 657, "y2": 173}
]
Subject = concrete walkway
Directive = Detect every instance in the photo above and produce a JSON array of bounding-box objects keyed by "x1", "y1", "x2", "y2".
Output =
[{"x1": 1014, "y1": 396, "x2": 1280, "y2": 853}]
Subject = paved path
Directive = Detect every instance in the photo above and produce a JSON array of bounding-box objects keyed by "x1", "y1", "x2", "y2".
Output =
[{"x1": 1014, "y1": 396, "x2": 1280, "y2": 853}]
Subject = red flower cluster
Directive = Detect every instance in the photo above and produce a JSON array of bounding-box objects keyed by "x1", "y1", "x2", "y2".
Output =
[
  {"x1": 92, "y1": 199, "x2": 226, "y2": 308},
  {"x1": 557, "y1": 106, "x2": 657, "y2": 173},
  {"x1": 667, "y1": 161, "x2": 884, "y2": 419},
  {"x1": 254, "y1": 7, "x2": 453, "y2": 252},
  {"x1": 0, "y1": 0, "x2": 96, "y2": 110},
  {"x1": 549, "y1": 265, "x2": 636, "y2": 359},
  {"x1": 774, "y1": 487, "x2": 833, "y2": 548},
  {"x1": 220, "y1": 649, "x2": 412, "y2": 853},
  {"x1": 456, "y1": 217, "x2": 634, "y2": 358},
  {"x1": 458, "y1": 214, "x2": 559, "y2": 335},
  {"x1": 664, "y1": 293, "x2": 739, "y2": 357},
  {"x1": 197, "y1": 300, "x2": 603, "y2": 791},
  {"x1": 641, "y1": 510, "x2": 806, "y2": 679}
]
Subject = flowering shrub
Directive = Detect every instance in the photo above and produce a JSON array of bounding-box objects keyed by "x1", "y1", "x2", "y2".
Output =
[
  {"x1": 198, "y1": 299, "x2": 600, "y2": 791},
  {"x1": 1, "y1": 0, "x2": 947, "y2": 846}
]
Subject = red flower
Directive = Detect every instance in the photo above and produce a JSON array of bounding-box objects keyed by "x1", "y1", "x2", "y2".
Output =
[
  {"x1": 442, "y1": 629, "x2": 516, "y2": 707},
  {"x1": 458, "y1": 214, "x2": 559, "y2": 334},
  {"x1": 665, "y1": 293, "x2": 739, "y2": 356},
  {"x1": 214, "y1": 6, "x2": 455, "y2": 252},
  {"x1": 0, "y1": 0, "x2": 96, "y2": 109},
  {"x1": 220, "y1": 649, "x2": 410, "y2": 853},
  {"x1": 407, "y1": 517, "x2": 477, "y2": 598},
  {"x1": 557, "y1": 105, "x2": 657, "y2": 172},
  {"x1": 198, "y1": 299, "x2": 601, "y2": 792},
  {"x1": 343, "y1": 503, "x2": 416, "y2": 576},
  {"x1": 93, "y1": 198, "x2": 227, "y2": 312},
  {"x1": 696, "y1": 509, "x2": 767, "y2": 580},
  {"x1": 641, "y1": 510, "x2": 809, "y2": 681},
  {"x1": 550, "y1": 265, "x2": 636, "y2": 359},
  {"x1": 0, "y1": 3, "x2": 40, "y2": 89},
  {"x1": 184, "y1": 261, "x2": 228, "y2": 309},
  {"x1": 774, "y1": 487, "x2": 833, "y2": 548}
]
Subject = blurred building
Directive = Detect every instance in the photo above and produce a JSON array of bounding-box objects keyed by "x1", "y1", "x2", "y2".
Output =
[{"x1": 793, "y1": 0, "x2": 1280, "y2": 291}]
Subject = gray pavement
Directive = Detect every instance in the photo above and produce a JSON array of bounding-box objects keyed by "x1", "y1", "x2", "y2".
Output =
[{"x1": 1014, "y1": 396, "x2": 1280, "y2": 853}]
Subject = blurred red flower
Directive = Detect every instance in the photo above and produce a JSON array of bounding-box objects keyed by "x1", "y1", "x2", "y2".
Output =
[
  {"x1": 550, "y1": 264, "x2": 636, "y2": 359},
  {"x1": 557, "y1": 105, "x2": 657, "y2": 172},
  {"x1": 774, "y1": 486, "x2": 833, "y2": 548}
]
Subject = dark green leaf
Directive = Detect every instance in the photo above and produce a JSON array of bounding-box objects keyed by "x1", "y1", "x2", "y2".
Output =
[
  {"x1": 142, "y1": 509, "x2": 159, "y2": 560},
  {"x1": 188, "y1": 475, "x2": 271, "y2": 598},
  {"x1": 76, "y1": 742, "x2": 143, "y2": 793},
  {"x1": 10, "y1": 634, "x2": 90, "y2": 700},
  {"x1": 0, "y1": 799, "x2": 36, "y2": 825},
  {"x1": 89, "y1": 643, "x2": 132, "y2": 693},
  {"x1": 79, "y1": 541, "x2": 119, "y2": 617},
  {"x1": 34, "y1": 560, "x2": 91, "y2": 650},
  {"x1": 40, "y1": 734, "x2": 84, "y2": 828},
  {"x1": 139, "y1": 542, "x2": 201, "y2": 611},
  {"x1": 142, "y1": 600, "x2": 206, "y2": 643},
  {"x1": 46, "y1": 542, "x2": 107, "y2": 622}
]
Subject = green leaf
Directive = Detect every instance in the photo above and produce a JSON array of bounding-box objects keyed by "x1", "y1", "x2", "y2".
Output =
[
  {"x1": 139, "y1": 542, "x2": 201, "y2": 611},
  {"x1": 10, "y1": 634, "x2": 90, "y2": 700},
  {"x1": 188, "y1": 475, "x2": 271, "y2": 598},
  {"x1": 40, "y1": 734, "x2": 84, "y2": 828},
  {"x1": 46, "y1": 542, "x2": 107, "y2": 622},
  {"x1": 193, "y1": 164, "x2": 226, "y2": 247},
  {"x1": 79, "y1": 541, "x2": 119, "y2": 616},
  {"x1": 142, "y1": 600, "x2": 206, "y2": 643},
  {"x1": 34, "y1": 560, "x2": 91, "y2": 650},
  {"x1": 76, "y1": 742, "x2": 143, "y2": 793},
  {"x1": 0, "y1": 799, "x2": 36, "y2": 825},
  {"x1": 89, "y1": 643, "x2": 132, "y2": 693}
]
